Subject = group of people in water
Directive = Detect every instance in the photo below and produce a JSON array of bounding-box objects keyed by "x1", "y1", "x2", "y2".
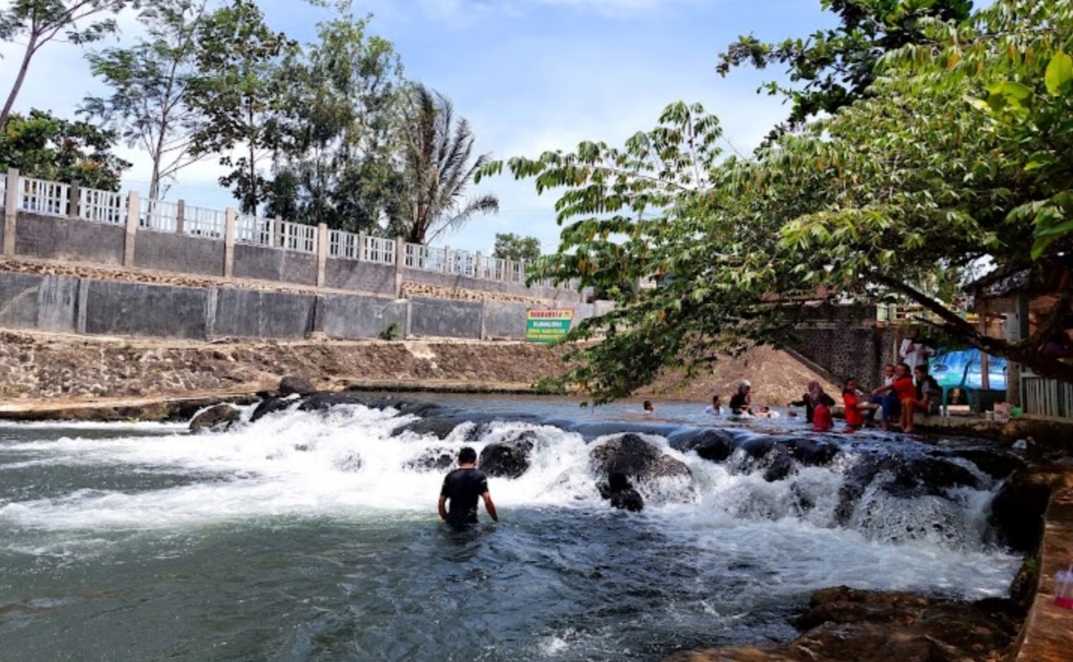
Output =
[{"x1": 695, "y1": 362, "x2": 942, "y2": 434}]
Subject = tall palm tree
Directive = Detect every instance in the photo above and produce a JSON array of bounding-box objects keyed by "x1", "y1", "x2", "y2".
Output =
[{"x1": 397, "y1": 84, "x2": 499, "y2": 245}]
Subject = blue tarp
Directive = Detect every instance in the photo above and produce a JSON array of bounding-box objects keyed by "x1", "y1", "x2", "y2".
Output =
[{"x1": 929, "y1": 348, "x2": 1007, "y2": 391}]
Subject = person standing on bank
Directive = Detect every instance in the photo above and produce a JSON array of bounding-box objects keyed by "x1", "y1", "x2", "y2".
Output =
[
  {"x1": 438, "y1": 447, "x2": 498, "y2": 529},
  {"x1": 899, "y1": 329, "x2": 932, "y2": 374}
]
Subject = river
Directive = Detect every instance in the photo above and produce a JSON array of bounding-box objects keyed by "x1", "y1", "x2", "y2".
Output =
[{"x1": 0, "y1": 395, "x2": 1020, "y2": 661}]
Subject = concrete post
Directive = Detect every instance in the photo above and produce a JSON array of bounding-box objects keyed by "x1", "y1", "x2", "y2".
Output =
[
  {"x1": 357, "y1": 232, "x2": 366, "y2": 262},
  {"x1": 479, "y1": 299, "x2": 487, "y2": 340},
  {"x1": 67, "y1": 181, "x2": 80, "y2": 220},
  {"x1": 274, "y1": 215, "x2": 283, "y2": 248},
  {"x1": 76, "y1": 278, "x2": 89, "y2": 334},
  {"x1": 475, "y1": 251, "x2": 483, "y2": 280},
  {"x1": 316, "y1": 223, "x2": 328, "y2": 288},
  {"x1": 123, "y1": 190, "x2": 140, "y2": 267},
  {"x1": 3, "y1": 168, "x2": 19, "y2": 256},
  {"x1": 204, "y1": 288, "x2": 218, "y2": 340},
  {"x1": 224, "y1": 208, "x2": 237, "y2": 279},
  {"x1": 443, "y1": 246, "x2": 451, "y2": 274},
  {"x1": 176, "y1": 199, "x2": 186, "y2": 235},
  {"x1": 394, "y1": 234, "x2": 405, "y2": 298},
  {"x1": 505, "y1": 259, "x2": 514, "y2": 283}
]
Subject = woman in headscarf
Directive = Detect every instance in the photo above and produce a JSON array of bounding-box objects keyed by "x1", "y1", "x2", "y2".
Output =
[
  {"x1": 729, "y1": 380, "x2": 753, "y2": 416},
  {"x1": 790, "y1": 380, "x2": 836, "y2": 424}
]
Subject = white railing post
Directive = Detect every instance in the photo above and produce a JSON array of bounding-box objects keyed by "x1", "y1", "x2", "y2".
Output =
[
  {"x1": 176, "y1": 199, "x2": 186, "y2": 235},
  {"x1": 475, "y1": 251, "x2": 482, "y2": 279},
  {"x1": 67, "y1": 181, "x2": 80, "y2": 219},
  {"x1": 3, "y1": 168, "x2": 18, "y2": 255},
  {"x1": 395, "y1": 235, "x2": 405, "y2": 298},
  {"x1": 357, "y1": 231, "x2": 366, "y2": 262},
  {"x1": 443, "y1": 246, "x2": 451, "y2": 274},
  {"x1": 316, "y1": 222, "x2": 328, "y2": 288},
  {"x1": 224, "y1": 208, "x2": 237, "y2": 278},
  {"x1": 124, "y1": 190, "x2": 140, "y2": 266}
]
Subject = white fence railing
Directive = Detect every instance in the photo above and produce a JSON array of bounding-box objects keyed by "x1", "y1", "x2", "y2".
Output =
[
  {"x1": 1022, "y1": 374, "x2": 1073, "y2": 420},
  {"x1": 4, "y1": 171, "x2": 577, "y2": 292},
  {"x1": 183, "y1": 205, "x2": 225, "y2": 238},
  {"x1": 141, "y1": 198, "x2": 179, "y2": 233},
  {"x1": 20, "y1": 177, "x2": 69, "y2": 217},
  {"x1": 78, "y1": 188, "x2": 125, "y2": 224},
  {"x1": 236, "y1": 214, "x2": 275, "y2": 247}
]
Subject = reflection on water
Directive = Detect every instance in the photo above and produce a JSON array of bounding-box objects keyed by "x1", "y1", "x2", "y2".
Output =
[{"x1": 0, "y1": 396, "x2": 1020, "y2": 662}]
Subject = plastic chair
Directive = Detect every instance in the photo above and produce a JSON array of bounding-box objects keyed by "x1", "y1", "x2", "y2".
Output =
[{"x1": 931, "y1": 349, "x2": 975, "y2": 416}]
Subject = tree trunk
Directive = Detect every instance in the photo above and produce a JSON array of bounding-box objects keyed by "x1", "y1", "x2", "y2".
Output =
[{"x1": 0, "y1": 35, "x2": 39, "y2": 129}]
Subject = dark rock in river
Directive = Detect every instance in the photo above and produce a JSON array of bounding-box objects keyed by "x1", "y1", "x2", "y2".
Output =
[
  {"x1": 279, "y1": 375, "x2": 315, "y2": 396},
  {"x1": 189, "y1": 403, "x2": 241, "y2": 433},
  {"x1": 928, "y1": 448, "x2": 1026, "y2": 480},
  {"x1": 479, "y1": 431, "x2": 537, "y2": 479},
  {"x1": 250, "y1": 396, "x2": 298, "y2": 423},
  {"x1": 672, "y1": 429, "x2": 738, "y2": 462},
  {"x1": 589, "y1": 434, "x2": 692, "y2": 482},
  {"x1": 659, "y1": 586, "x2": 1022, "y2": 662},
  {"x1": 989, "y1": 468, "x2": 1052, "y2": 553},
  {"x1": 787, "y1": 438, "x2": 840, "y2": 466},
  {"x1": 762, "y1": 448, "x2": 797, "y2": 483},
  {"x1": 405, "y1": 447, "x2": 457, "y2": 473},
  {"x1": 297, "y1": 393, "x2": 368, "y2": 412}
]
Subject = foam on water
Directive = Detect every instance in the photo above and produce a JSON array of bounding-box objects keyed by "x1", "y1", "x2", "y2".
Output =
[{"x1": 0, "y1": 401, "x2": 1020, "y2": 603}]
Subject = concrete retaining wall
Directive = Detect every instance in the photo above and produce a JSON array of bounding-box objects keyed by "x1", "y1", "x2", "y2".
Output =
[
  {"x1": 405, "y1": 268, "x2": 579, "y2": 303},
  {"x1": 324, "y1": 259, "x2": 395, "y2": 296},
  {"x1": 15, "y1": 214, "x2": 125, "y2": 266},
  {"x1": 0, "y1": 270, "x2": 592, "y2": 343},
  {"x1": 232, "y1": 244, "x2": 318, "y2": 286},
  {"x1": 135, "y1": 231, "x2": 224, "y2": 277}
]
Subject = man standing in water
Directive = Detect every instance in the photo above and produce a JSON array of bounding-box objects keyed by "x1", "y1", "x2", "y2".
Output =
[{"x1": 438, "y1": 447, "x2": 498, "y2": 528}]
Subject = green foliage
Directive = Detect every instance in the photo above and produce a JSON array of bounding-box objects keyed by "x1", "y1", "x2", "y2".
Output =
[
  {"x1": 492, "y1": 233, "x2": 541, "y2": 262},
  {"x1": 186, "y1": 0, "x2": 294, "y2": 213},
  {"x1": 378, "y1": 321, "x2": 400, "y2": 341},
  {"x1": 717, "y1": 0, "x2": 973, "y2": 140},
  {"x1": 393, "y1": 84, "x2": 499, "y2": 244},
  {"x1": 0, "y1": 109, "x2": 130, "y2": 190},
  {"x1": 82, "y1": 0, "x2": 209, "y2": 201},
  {"x1": 0, "y1": 0, "x2": 145, "y2": 128},
  {"x1": 264, "y1": 6, "x2": 405, "y2": 232},
  {"x1": 485, "y1": 0, "x2": 1073, "y2": 402}
]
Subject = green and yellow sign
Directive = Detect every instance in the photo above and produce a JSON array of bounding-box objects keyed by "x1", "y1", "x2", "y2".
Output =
[{"x1": 525, "y1": 309, "x2": 573, "y2": 343}]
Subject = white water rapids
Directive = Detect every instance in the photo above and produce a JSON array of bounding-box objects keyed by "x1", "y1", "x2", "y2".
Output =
[{"x1": 0, "y1": 398, "x2": 1022, "y2": 662}]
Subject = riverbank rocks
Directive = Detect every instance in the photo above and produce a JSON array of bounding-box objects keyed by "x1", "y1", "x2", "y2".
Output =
[
  {"x1": 659, "y1": 587, "x2": 1022, "y2": 662},
  {"x1": 405, "y1": 447, "x2": 456, "y2": 472},
  {"x1": 672, "y1": 429, "x2": 738, "y2": 462},
  {"x1": 189, "y1": 404, "x2": 241, "y2": 433},
  {"x1": 989, "y1": 468, "x2": 1052, "y2": 552},
  {"x1": 590, "y1": 434, "x2": 692, "y2": 483},
  {"x1": 279, "y1": 375, "x2": 315, "y2": 396},
  {"x1": 479, "y1": 431, "x2": 537, "y2": 479}
]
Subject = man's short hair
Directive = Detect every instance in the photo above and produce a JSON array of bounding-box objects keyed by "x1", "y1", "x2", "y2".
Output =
[
  {"x1": 914, "y1": 364, "x2": 930, "y2": 375},
  {"x1": 458, "y1": 446, "x2": 477, "y2": 464}
]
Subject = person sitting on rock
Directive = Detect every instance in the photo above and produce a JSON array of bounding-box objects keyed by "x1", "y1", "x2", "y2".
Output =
[
  {"x1": 729, "y1": 380, "x2": 753, "y2": 416},
  {"x1": 901, "y1": 365, "x2": 942, "y2": 434},
  {"x1": 790, "y1": 380, "x2": 836, "y2": 424},
  {"x1": 599, "y1": 472, "x2": 644, "y2": 512},
  {"x1": 704, "y1": 395, "x2": 723, "y2": 415},
  {"x1": 870, "y1": 363, "x2": 916, "y2": 431},
  {"x1": 842, "y1": 377, "x2": 879, "y2": 432}
]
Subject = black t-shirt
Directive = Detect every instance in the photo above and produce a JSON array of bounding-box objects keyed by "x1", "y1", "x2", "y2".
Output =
[
  {"x1": 729, "y1": 392, "x2": 750, "y2": 413},
  {"x1": 440, "y1": 468, "x2": 489, "y2": 526}
]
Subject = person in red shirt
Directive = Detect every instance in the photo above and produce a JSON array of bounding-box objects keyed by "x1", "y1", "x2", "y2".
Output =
[
  {"x1": 842, "y1": 377, "x2": 879, "y2": 431},
  {"x1": 812, "y1": 400, "x2": 834, "y2": 431},
  {"x1": 870, "y1": 363, "x2": 915, "y2": 431}
]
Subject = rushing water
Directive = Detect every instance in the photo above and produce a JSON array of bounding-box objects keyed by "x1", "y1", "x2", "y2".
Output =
[{"x1": 0, "y1": 395, "x2": 1021, "y2": 662}]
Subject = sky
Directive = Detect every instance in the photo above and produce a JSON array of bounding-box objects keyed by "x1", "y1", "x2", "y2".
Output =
[{"x1": 0, "y1": 0, "x2": 832, "y2": 254}]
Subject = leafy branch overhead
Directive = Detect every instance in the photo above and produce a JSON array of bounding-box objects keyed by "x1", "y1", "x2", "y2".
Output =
[{"x1": 483, "y1": 0, "x2": 1073, "y2": 402}]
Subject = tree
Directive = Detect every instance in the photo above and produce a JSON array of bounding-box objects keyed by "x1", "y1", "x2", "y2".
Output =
[
  {"x1": 395, "y1": 84, "x2": 499, "y2": 245},
  {"x1": 479, "y1": 0, "x2": 1073, "y2": 402},
  {"x1": 717, "y1": 0, "x2": 973, "y2": 140},
  {"x1": 186, "y1": 0, "x2": 292, "y2": 213},
  {"x1": 0, "y1": 0, "x2": 145, "y2": 129},
  {"x1": 493, "y1": 233, "x2": 541, "y2": 262},
  {"x1": 0, "y1": 108, "x2": 131, "y2": 190},
  {"x1": 264, "y1": 6, "x2": 405, "y2": 232},
  {"x1": 82, "y1": 0, "x2": 209, "y2": 201}
]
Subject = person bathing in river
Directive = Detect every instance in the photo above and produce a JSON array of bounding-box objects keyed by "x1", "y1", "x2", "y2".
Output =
[
  {"x1": 870, "y1": 363, "x2": 916, "y2": 431},
  {"x1": 842, "y1": 377, "x2": 879, "y2": 432},
  {"x1": 756, "y1": 405, "x2": 780, "y2": 419},
  {"x1": 704, "y1": 395, "x2": 723, "y2": 415},
  {"x1": 729, "y1": 380, "x2": 753, "y2": 416},
  {"x1": 643, "y1": 400, "x2": 655, "y2": 414},
  {"x1": 900, "y1": 365, "x2": 942, "y2": 434},
  {"x1": 438, "y1": 447, "x2": 498, "y2": 529},
  {"x1": 789, "y1": 380, "x2": 836, "y2": 424}
]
